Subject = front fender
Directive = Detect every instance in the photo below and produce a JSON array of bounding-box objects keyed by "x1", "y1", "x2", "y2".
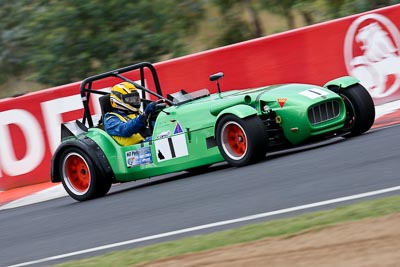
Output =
[
  {"x1": 324, "y1": 76, "x2": 359, "y2": 89},
  {"x1": 216, "y1": 104, "x2": 258, "y2": 121},
  {"x1": 213, "y1": 104, "x2": 258, "y2": 141}
]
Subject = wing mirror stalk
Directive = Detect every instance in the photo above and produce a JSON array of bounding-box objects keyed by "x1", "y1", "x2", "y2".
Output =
[{"x1": 210, "y1": 72, "x2": 224, "y2": 98}]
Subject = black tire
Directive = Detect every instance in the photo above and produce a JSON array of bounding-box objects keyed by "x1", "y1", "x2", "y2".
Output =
[
  {"x1": 337, "y1": 83, "x2": 375, "y2": 136},
  {"x1": 216, "y1": 115, "x2": 267, "y2": 167},
  {"x1": 59, "y1": 147, "x2": 111, "y2": 201}
]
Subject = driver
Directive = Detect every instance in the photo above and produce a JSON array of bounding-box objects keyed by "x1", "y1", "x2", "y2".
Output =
[{"x1": 103, "y1": 82, "x2": 156, "y2": 146}]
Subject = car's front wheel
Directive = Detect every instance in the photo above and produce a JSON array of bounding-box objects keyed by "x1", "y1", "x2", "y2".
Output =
[
  {"x1": 216, "y1": 115, "x2": 267, "y2": 167},
  {"x1": 59, "y1": 147, "x2": 111, "y2": 201},
  {"x1": 338, "y1": 84, "x2": 375, "y2": 136}
]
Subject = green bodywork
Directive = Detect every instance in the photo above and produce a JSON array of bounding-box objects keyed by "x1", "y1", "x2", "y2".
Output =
[
  {"x1": 323, "y1": 76, "x2": 359, "y2": 89},
  {"x1": 58, "y1": 78, "x2": 355, "y2": 183}
]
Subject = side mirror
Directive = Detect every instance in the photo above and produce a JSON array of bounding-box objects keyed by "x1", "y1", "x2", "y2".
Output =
[
  {"x1": 209, "y1": 72, "x2": 224, "y2": 82},
  {"x1": 209, "y1": 72, "x2": 224, "y2": 97}
]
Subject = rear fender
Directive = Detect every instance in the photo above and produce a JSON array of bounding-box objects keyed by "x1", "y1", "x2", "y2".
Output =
[
  {"x1": 50, "y1": 137, "x2": 115, "y2": 183},
  {"x1": 324, "y1": 76, "x2": 359, "y2": 90}
]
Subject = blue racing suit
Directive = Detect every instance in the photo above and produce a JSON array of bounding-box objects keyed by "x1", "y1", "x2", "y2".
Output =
[{"x1": 103, "y1": 110, "x2": 147, "y2": 146}]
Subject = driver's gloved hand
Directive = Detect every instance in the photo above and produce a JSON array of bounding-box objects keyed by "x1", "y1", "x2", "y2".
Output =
[{"x1": 144, "y1": 102, "x2": 156, "y2": 117}]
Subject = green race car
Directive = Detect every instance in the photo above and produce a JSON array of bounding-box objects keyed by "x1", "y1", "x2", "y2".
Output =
[{"x1": 50, "y1": 62, "x2": 375, "y2": 201}]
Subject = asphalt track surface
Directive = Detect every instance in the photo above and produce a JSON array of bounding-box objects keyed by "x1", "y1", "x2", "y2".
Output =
[{"x1": 1, "y1": 124, "x2": 400, "y2": 267}]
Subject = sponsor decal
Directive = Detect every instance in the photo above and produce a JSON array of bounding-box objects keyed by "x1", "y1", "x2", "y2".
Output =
[
  {"x1": 125, "y1": 147, "x2": 152, "y2": 168},
  {"x1": 155, "y1": 134, "x2": 188, "y2": 162},
  {"x1": 299, "y1": 88, "x2": 329, "y2": 99},
  {"x1": 344, "y1": 13, "x2": 400, "y2": 98},
  {"x1": 174, "y1": 122, "x2": 184, "y2": 134},
  {"x1": 156, "y1": 130, "x2": 171, "y2": 139},
  {"x1": 278, "y1": 98, "x2": 287, "y2": 108}
]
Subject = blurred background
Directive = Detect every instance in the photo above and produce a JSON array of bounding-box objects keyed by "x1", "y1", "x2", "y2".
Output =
[{"x1": 1, "y1": 0, "x2": 399, "y2": 98}]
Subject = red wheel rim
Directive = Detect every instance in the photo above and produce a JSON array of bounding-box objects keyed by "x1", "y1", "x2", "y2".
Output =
[
  {"x1": 222, "y1": 122, "x2": 247, "y2": 159},
  {"x1": 63, "y1": 153, "x2": 90, "y2": 194}
]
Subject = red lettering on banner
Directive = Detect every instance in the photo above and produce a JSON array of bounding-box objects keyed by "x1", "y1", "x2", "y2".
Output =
[{"x1": 8, "y1": 123, "x2": 27, "y2": 160}]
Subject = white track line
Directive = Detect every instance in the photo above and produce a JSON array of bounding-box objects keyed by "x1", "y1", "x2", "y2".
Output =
[{"x1": 7, "y1": 185, "x2": 400, "y2": 267}]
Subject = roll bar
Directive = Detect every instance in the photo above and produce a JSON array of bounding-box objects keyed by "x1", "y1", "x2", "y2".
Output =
[{"x1": 79, "y1": 62, "x2": 173, "y2": 127}]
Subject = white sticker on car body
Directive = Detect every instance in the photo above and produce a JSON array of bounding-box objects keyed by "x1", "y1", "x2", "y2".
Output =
[
  {"x1": 155, "y1": 134, "x2": 188, "y2": 162},
  {"x1": 300, "y1": 88, "x2": 329, "y2": 99}
]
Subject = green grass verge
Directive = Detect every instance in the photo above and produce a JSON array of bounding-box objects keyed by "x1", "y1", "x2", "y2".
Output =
[{"x1": 54, "y1": 194, "x2": 400, "y2": 267}]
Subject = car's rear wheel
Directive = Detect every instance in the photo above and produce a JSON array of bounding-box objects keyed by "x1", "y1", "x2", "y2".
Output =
[
  {"x1": 337, "y1": 84, "x2": 375, "y2": 136},
  {"x1": 216, "y1": 115, "x2": 267, "y2": 167},
  {"x1": 59, "y1": 147, "x2": 111, "y2": 201}
]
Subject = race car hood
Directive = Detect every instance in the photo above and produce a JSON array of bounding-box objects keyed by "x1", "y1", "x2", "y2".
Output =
[
  {"x1": 211, "y1": 83, "x2": 340, "y2": 113},
  {"x1": 234, "y1": 84, "x2": 338, "y2": 106},
  {"x1": 157, "y1": 83, "x2": 340, "y2": 131}
]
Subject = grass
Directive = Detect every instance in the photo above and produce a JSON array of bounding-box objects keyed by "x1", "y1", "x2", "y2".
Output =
[{"x1": 53, "y1": 194, "x2": 400, "y2": 267}]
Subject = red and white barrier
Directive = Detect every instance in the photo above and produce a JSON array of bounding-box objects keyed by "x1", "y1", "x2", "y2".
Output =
[{"x1": 1, "y1": 4, "x2": 400, "y2": 191}]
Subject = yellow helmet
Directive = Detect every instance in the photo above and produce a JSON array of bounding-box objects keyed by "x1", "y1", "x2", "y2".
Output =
[{"x1": 110, "y1": 82, "x2": 141, "y2": 112}]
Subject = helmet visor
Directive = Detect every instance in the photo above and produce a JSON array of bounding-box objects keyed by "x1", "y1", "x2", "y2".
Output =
[{"x1": 122, "y1": 92, "x2": 141, "y2": 108}]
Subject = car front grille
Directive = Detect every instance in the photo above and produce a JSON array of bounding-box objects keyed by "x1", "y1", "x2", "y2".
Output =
[{"x1": 308, "y1": 100, "x2": 340, "y2": 125}]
